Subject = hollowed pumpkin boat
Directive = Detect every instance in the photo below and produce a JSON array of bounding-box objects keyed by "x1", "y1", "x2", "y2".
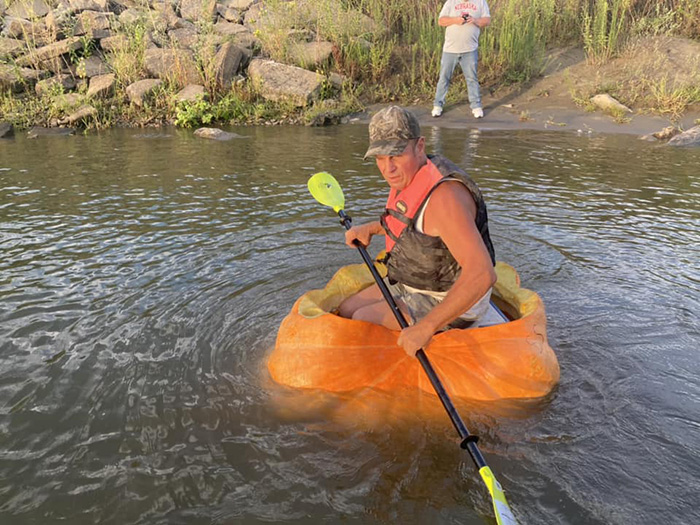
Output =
[{"x1": 268, "y1": 260, "x2": 560, "y2": 402}]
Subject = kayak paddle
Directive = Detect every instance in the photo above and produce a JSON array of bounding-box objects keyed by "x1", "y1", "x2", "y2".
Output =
[{"x1": 308, "y1": 171, "x2": 518, "y2": 525}]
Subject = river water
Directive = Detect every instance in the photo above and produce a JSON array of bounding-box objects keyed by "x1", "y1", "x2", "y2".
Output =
[{"x1": 0, "y1": 124, "x2": 698, "y2": 524}]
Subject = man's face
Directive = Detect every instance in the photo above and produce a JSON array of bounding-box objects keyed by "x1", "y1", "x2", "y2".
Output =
[{"x1": 374, "y1": 138, "x2": 425, "y2": 191}]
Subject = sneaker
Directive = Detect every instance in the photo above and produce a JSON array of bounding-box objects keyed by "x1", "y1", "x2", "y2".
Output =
[
  {"x1": 431, "y1": 105, "x2": 443, "y2": 117},
  {"x1": 472, "y1": 107, "x2": 484, "y2": 118}
]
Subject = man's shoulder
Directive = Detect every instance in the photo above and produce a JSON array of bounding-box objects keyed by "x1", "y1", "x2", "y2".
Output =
[{"x1": 427, "y1": 154, "x2": 465, "y2": 178}]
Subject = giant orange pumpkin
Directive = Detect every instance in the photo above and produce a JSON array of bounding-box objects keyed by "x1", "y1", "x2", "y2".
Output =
[{"x1": 268, "y1": 261, "x2": 559, "y2": 402}]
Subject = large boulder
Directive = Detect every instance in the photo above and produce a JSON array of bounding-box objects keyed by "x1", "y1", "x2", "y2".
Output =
[
  {"x1": 247, "y1": 58, "x2": 323, "y2": 107},
  {"x1": 211, "y1": 42, "x2": 245, "y2": 89}
]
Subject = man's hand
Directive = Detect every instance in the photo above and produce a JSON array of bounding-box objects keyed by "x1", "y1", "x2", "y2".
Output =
[
  {"x1": 344, "y1": 221, "x2": 381, "y2": 248},
  {"x1": 397, "y1": 323, "x2": 435, "y2": 357}
]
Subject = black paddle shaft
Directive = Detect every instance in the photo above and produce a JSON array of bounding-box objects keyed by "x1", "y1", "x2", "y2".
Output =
[{"x1": 338, "y1": 210, "x2": 487, "y2": 469}]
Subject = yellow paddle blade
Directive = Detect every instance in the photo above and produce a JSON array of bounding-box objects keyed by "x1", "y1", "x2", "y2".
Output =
[
  {"x1": 479, "y1": 467, "x2": 518, "y2": 525},
  {"x1": 308, "y1": 172, "x2": 345, "y2": 213}
]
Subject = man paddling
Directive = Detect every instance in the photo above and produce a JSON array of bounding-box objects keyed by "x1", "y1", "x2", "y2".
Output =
[{"x1": 339, "y1": 105, "x2": 504, "y2": 356}]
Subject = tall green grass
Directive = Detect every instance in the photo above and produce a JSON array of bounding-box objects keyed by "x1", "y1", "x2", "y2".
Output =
[
  {"x1": 265, "y1": 0, "x2": 699, "y2": 100},
  {"x1": 582, "y1": 0, "x2": 632, "y2": 64}
]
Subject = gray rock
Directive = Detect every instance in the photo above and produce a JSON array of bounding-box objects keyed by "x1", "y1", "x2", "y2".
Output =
[
  {"x1": 118, "y1": 8, "x2": 147, "y2": 25},
  {"x1": 0, "y1": 37, "x2": 25, "y2": 58},
  {"x1": 638, "y1": 134, "x2": 657, "y2": 142},
  {"x1": 100, "y1": 34, "x2": 128, "y2": 52},
  {"x1": 0, "y1": 122, "x2": 13, "y2": 138},
  {"x1": 231, "y1": 29, "x2": 259, "y2": 51},
  {"x1": 329, "y1": 72, "x2": 347, "y2": 89},
  {"x1": 54, "y1": 92, "x2": 83, "y2": 109},
  {"x1": 214, "y1": 20, "x2": 249, "y2": 36},
  {"x1": 27, "y1": 126, "x2": 75, "y2": 138},
  {"x1": 73, "y1": 10, "x2": 113, "y2": 36},
  {"x1": 87, "y1": 73, "x2": 115, "y2": 97},
  {"x1": 126, "y1": 78, "x2": 162, "y2": 106},
  {"x1": 74, "y1": 55, "x2": 108, "y2": 78},
  {"x1": 247, "y1": 58, "x2": 323, "y2": 107},
  {"x1": 194, "y1": 127, "x2": 245, "y2": 140},
  {"x1": 4, "y1": 17, "x2": 52, "y2": 44},
  {"x1": 35, "y1": 73, "x2": 76, "y2": 95},
  {"x1": 168, "y1": 27, "x2": 199, "y2": 48},
  {"x1": 68, "y1": 0, "x2": 109, "y2": 13},
  {"x1": 212, "y1": 42, "x2": 244, "y2": 89},
  {"x1": 7, "y1": 0, "x2": 51, "y2": 19},
  {"x1": 0, "y1": 63, "x2": 47, "y2": 92},
  {"x1": 653, "y1": 126, "x2": 681, "y2": 140},
  {"x1": 175, "y1": 84, "x2": 206, "y2": 103},
  {"x1": 217, "y1": 5, "x2": 241, "y2": 23},
  {"x1": 667, "y1": 125, "x2": 700, "y2": 147},
  {"x1": 180, "y1": 0, "x2": 216, "y2": 23},
  {"x1": 223, "y1": 0, "x2": 254, "y2": 9},
  {"x1": 152, "y1": 1, "x2": 179, "y2": 30},
  {"x1": 144, "y1": 47, "x2": 201, "y2": 86},
  {"x1": 590, "y1": 93, "x2": 632, "y2": 114},
  {"x1": 16, "y1": 36, "x2": 83, "y2": 67},
  {"x1": 287, "y1": 41, "x2": 334, "y2": 69},
  {"x1": 58, "y1": 105, "x2": 97, "y2": 125}
]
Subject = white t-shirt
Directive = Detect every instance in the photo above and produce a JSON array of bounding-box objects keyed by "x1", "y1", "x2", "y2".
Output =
[{"x1": 439, "y1": 0, "x2": 491, "y2": 54}]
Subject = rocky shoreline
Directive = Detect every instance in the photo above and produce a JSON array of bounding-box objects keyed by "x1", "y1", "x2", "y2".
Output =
[{"x1": 1, "y1": 0, "x2": 355, "y2": 127}]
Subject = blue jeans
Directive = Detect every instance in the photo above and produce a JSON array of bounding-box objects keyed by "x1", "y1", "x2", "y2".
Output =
[{"x1": 433, "y1": 50, "x2": 481, "y2": 110}]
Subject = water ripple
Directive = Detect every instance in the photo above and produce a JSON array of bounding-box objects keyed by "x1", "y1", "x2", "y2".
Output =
[{"x1": 0, "y1": 126, "x2": 698, "y2": 524}]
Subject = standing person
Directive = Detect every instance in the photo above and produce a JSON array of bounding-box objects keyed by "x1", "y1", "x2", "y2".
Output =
[
  {"x1": 338, "y1": 106, "x2": 505, "y2": 357},
  {"x1": 431, "y1": 0, "x2": 491, "y2": 119}
]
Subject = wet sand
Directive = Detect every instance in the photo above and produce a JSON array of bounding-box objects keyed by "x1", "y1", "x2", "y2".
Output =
[{"x1": 360, "y1": 98, "x2": 700, "y2": 137}]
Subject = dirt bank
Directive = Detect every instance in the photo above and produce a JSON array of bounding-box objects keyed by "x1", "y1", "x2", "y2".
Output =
[{"x1": 364, "y1": 36, "x2": 700, "y2": 137}]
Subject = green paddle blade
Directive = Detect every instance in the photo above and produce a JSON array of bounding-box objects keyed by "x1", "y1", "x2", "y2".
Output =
[{"x1": 308, "y1": 172, "x2": 345, "y2": 213}]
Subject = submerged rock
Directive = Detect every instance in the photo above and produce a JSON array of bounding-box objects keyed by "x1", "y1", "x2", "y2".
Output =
[
  {"x1": 27, "y1": 126, "x2": 75, "y2": 138},
  {"x1": 667, "y1": 125, "x2": 700, "y2": 147},
  {"x1": 0, "y1": 122, "x2": 14, "y2": 138},
  {"x1": 193, "y1": 127, "x2": 246, "y2": 140}
]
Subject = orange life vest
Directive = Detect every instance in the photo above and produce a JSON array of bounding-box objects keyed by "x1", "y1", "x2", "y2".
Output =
[{"x1": 382, "y1": 160, "x2": 444, "y2": 252}]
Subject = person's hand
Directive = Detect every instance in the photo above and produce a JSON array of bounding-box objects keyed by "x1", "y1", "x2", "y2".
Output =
[
  {"x1": 345, "y1": 223, "x2": 374, "y2": 248},
  {"x1": 461, "y1": 14, "x2": 471, "y2": 25},
  {"x1": 397, "y1": 323, "x2": 435, "y2": 357}
]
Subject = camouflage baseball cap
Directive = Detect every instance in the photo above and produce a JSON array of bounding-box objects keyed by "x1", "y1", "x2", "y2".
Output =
[{"x1": 364, "y1": 106, "x2": 421, "y2": 158}]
